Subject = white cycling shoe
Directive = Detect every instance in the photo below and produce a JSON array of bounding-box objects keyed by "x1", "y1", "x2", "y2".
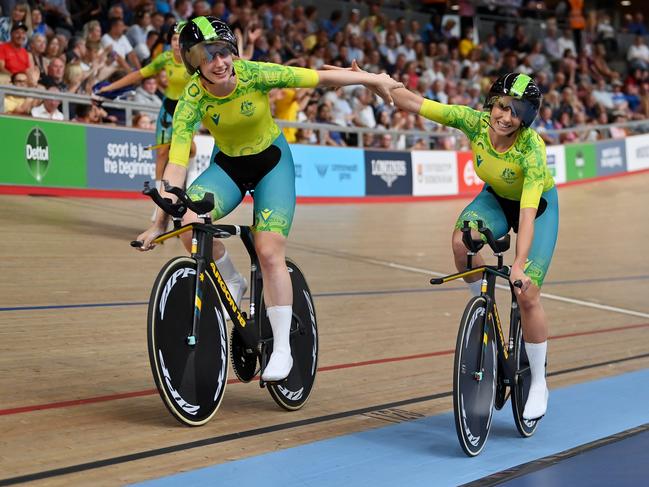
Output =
[
  {"x1": 221, "y1": 272, "x2": 248, "y2": 320},
  {"x1": 261, "y1": 305, "x2": 293, "y2": 382},
  {"x1": 523, "y1": 385, "x2": 549, "y2": 420},
  {"x1": 261, "y1": 350, "x2": 293, "y2": 382}
]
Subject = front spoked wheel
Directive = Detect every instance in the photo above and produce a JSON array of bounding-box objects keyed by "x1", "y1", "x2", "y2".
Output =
[
  {"x1": 263, "y1": 259, "x2": 318, "y2": 411},
  {"x1": 511, "y1": 318, "x2": 539, "y2": 437},
  {"x1": 453, "y1": 296, "x2": 497, "y2": 457},
  {"x1": 147, "y1": 257, "x2": 228, "y2": 426}
]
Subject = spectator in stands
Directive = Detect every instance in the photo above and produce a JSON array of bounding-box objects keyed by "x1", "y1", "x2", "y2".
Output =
[
  {"x1": 626, "y1": 12, "x2": 648, "y2": 36},
  {"x1": 347, "y1": 34, "x2": 365, "y2": 65},
  {"x1": 83, "y1": 20, "x2": 103, "y2": 51},
  {"x1": 40, "y1": 56, "x2": 67, "y2": 90},
  {"x1": 351, "y1": 88, "x2": 377, "y2": 129},
  {"x1": 494, "y1": 22, "x2": 512, "y2": 51},
  {"x1": 557, "y1": 28, "x2": 577, "y2": 57},
  {"x1": 133, "y1": 76, "x2": 162, "y2": 114},
  {"x1": 378, "y1": 132, "x2": 393, "y2": 149},
  {"x1": 73, "y1": 102, "x2": 105, "y2": 124},
  {"x1": 30, "y1": 7, "x2": 49, "y2": 38},
  {"x1": 43, "y1": 35, "x2": 62, "y2": 67},
  {"x1": 3, "y1": 71, "x2": 38, "y2": 114},
  {"x1": 321, "y1": 9, "x2": 342, "y2": 40},
  {"x1": 398, "y1": 34, "x2": 417, "y2": 62},
  {"x1": 101, "y1": 17, "x2": 141, "y2": 71},
  {"x1": 512, "y1": 24, "x2": 532, "y2": 53},
  {"x1": 316, "y1": 103, "x2": 345, "y2": 146},
  {"x1": 0, "y1": 3, "x2": 30, "y2": 43},
  {"x1": 421, "y1": 13, "x2": 443, "y2": 45},
  {"x1": 627, "y1": 35, "x2": 649, "y2": 71},
  {"x1": 133, "y1": 112, "x2": 154, "y2": 130},
  {"x1": 127, "y1": 9, "x2": 153, "y2": 62},
  {"x1": 528, "y1": 40, "x2": 551, "y2": 73},
  {"x1": 64, "y1": 63, "x2": 86, "y2": 93},
  {"x1": 42, "y1": 0, "x2": 74, "y2": 36},
  {"x1": 592, "y1": 79, "x2": 615, "y2": 110},
  {"x1": 595, "y1": 12, "x2": 617, "y2": 54},
  {"x1": 29, "y1": 32, "x2": 46, "y2": 77},
  {"x1": 591, "y1": 42, "x2": 618, "y2": 84},
  {"x1": 345, "y1": 8, "x2": 361, "y2": 38},
  {"x1": 31, "y1": 85, "x2": 64, "y2": 120},
  {"x1": 0, "y1": 21, "x2": 32, "y2": 82},
  {"x1": 534, "y1": 105, "x2": 559, "y2": 145}
]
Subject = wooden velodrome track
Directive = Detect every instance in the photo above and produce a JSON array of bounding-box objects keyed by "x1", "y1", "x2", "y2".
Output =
[{"x1": 1, "y1": 172, "x2": 649, "y2": 485}]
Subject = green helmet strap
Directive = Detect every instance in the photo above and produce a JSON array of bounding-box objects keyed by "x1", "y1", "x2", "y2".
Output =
[
  {"x1": 510, "y1": 74, "x2": 531, "y2": 98},
  {"x1": 194, "y1": 16, "x2": 218, "y2": 41}
]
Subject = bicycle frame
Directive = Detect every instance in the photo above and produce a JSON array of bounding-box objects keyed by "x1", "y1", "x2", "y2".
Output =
[
  {"x1": 430, "y1": 219, "x2": 524, "y2": 388},
  {"x1": 152, "y1": 221, "x2": 262, "y2": 352}
]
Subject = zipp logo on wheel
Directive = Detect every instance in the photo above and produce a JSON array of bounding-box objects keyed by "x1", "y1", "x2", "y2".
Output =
[{"x1": 160, "y1": 267, "x2": 196, "y2": 319}]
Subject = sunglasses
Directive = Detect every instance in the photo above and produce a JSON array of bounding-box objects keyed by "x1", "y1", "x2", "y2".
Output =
[
  {"x1": 493, "y1": 97, "x2": 524, "y2": 120},
  {"x1": 202, "y1": 42, "x2": 234, "y2": 61}
]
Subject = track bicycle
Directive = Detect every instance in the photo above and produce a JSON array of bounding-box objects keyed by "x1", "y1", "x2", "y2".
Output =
[
  {"x1": 132, "y1": 182, "x2": 318, "y2": 426},
  {"x1": 430, "y1": 220, "x2": 540, "y2": 456}
]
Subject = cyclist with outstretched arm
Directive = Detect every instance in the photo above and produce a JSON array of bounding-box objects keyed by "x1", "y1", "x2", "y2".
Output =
[{"x1": 135, "y1": 17, "x2": 402, "y2": 382}]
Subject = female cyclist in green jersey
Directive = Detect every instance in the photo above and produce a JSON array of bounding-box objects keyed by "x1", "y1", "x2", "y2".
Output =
[
  {"x1": 135, "y1": 16, "x2": 402, "y2": 382},
  {"x1": 396, "y1": 72, "x2": 557, "y2": 421},
  {"x1": 96, "y1": 25, "x2": 194, "y2": 189},
  {"x1": 329, "y1": 62, "x2": 557, "y2": 420}
]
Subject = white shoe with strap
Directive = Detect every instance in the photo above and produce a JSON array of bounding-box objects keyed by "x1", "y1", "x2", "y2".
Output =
[
  {"x1": 261, "y1": 305, "x2": 293, "y2": 382},
  {"x1": 523, "y1": 385, "x2": 549, "y2": 420}
]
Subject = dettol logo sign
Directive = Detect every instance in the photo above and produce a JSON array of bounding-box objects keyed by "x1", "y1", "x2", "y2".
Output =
[{"x1": 25, "y1": 127, "x2": 49, "y2": 181}]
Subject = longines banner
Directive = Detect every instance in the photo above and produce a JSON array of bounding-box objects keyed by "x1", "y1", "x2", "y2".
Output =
[
  {"x1": 364, "y1": 150, "x2": 412, "y2": 195},
  {"x1": 0, "y1": 115, "x2": 86, "y2": 187}
]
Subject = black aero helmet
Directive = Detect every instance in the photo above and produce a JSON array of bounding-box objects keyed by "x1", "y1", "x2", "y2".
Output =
[
  {"x1": 178, "y1": 16, "x2": 239, "y2": 75},
  {"x1": 485, "y1": 73, "x2": 542, "y2": 128}
]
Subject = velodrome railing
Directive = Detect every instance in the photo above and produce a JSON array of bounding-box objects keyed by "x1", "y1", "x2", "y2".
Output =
[{"x1": 2, "y1": 84, "x2": 648, "y2": 150}]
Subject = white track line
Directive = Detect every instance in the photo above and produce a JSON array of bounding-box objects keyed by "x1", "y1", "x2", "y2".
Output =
[{"x1": 354, "y1": 256, "x2": 649, "y2": 320}]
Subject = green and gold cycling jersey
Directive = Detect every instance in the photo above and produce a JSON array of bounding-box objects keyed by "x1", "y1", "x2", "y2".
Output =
[
  {"x1": 420, "y1": 99, "x2": 554, "y2": 209},
  {"x1": 169, "y1": 59, "x2": 319, "y2": 166},
  {"x1": 139, "y1": 50, "x2": 190, "y2": 101}
]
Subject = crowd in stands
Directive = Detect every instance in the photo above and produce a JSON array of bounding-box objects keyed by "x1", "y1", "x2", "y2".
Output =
[{"x1": 1, "y1": 0, "x2": 649, "y2": 149}]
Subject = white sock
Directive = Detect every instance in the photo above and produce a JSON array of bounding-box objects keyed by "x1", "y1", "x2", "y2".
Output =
[
  {"x1": 468, "y1": 280, "x2": 482, "y2": 297},
  {"x1": 215, "y1": 250, "x2": 237, "y2": 281},
  {"x1": 267, "y1": 305, "x2": 292, "y2": 355},
  {"x1": 262, "y1": 305, "x2": 293, "y2": 381},
  {"x1": 525, "y1": 341, "x2": 547, "y2": 389}
]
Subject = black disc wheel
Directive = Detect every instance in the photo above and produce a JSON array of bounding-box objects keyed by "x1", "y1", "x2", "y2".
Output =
[
  {"x1": 147, "y1": 257, "x2": 228, "y2": 426},
  {"x1": 262, "y1": 259, "x2": 318, "y2": 411},
  {"x1": 511, "y1": 319, "x2": 540, "y2": 437},
  {"x1": 453, "y1": 296, "x2": 497, "y2": 457}
]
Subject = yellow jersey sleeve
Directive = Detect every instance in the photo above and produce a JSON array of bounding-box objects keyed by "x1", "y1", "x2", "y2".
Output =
[
  {"x1": 168, "y1": 80, "x2": 204, "y2": 167},
  {"x1": 519, "y1": 132, "x2": 548, "y2": 209},
  {"x1": 419, "y1": 99, "x2": 483, "y2": 140},
  {"x1": 139, "y1": 51, "x2": 169, "y2": 79},
  {"x1": 254, "y1": 62, "x2": 319, "y2": 91}
]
